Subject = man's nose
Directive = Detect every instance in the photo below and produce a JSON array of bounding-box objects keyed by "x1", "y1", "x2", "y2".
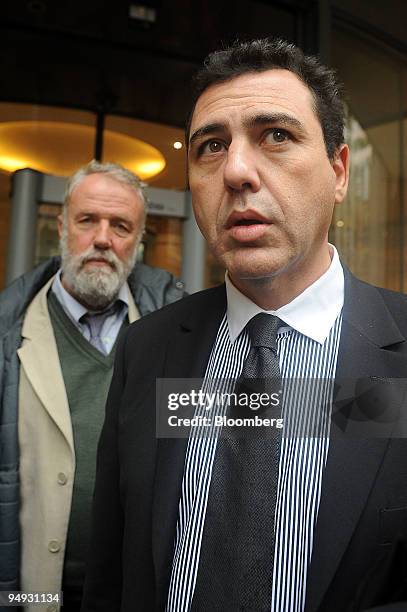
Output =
[
  {"x1": 223, "y1": 142, "x2": 261, "y2": 192},
  {"x1": 93, "y1": 221, "x2": 112, "y2": 249}
]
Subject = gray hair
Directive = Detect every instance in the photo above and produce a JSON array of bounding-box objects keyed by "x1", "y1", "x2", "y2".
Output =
[{"x1": 63, "y1": 160, "x2": 148, "y2": 220}]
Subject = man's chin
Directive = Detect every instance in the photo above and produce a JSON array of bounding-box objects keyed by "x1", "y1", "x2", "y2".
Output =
[
  {"x1": 79, "y1": 268, "x2": 120, "y2": 290},
  {"x1": 223, "y1": 256, "x2": 283, "y2": 283},
  {"x1": 73, "y1": 280, "x2": 120, "y2": 310},
  {"x1": 221, "y1": 243, "x2": 300, "y2": 281}
]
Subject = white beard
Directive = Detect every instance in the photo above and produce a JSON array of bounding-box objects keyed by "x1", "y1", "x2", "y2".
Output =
[{"x1": 60, "y1": 229, "x2": 138, "y2": 310}]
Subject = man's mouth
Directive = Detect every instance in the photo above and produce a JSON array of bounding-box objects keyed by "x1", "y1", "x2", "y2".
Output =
[
  {"x1": 234, "y1": 218, "x2": 265, "y2": 226},
  {"x1": 83, "y1": 258, "x2": 114, "y2": 269},
  {"x1": 225, "y1": 210, "x2": 271, "y2": 242}
]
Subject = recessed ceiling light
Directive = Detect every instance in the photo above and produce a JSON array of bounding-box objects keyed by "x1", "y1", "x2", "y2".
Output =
[
  {"x1": 0, "y1": 121, "x2": 166, "y2": 179},
  {"x1": 173, "y1": 141, "x2": 183, "y2": 150}
]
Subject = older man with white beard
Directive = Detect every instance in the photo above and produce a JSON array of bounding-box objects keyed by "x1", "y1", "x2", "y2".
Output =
[{"x1": 0, "y1": 160, "x2": 185, "y2": 612}]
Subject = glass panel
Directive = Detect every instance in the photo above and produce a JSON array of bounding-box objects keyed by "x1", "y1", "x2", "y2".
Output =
[
  {"x1": 35, "y1": 203, "x2": 61, "y2": 265},
  {"x1": 331, "y1": 29, "x2": 404, "y2": 290},
  {"x1": 330, "y1": 113, "x2": 401, "y2": 289}
]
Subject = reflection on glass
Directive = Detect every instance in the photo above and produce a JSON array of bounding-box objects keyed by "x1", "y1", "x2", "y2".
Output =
[
  {"x1": 331, "y1": 113, "x2": 393, "y2": 288},
  {"x1": 35, "y1": 204, "x2": 61, "y2": 265},
  {"x1": 331, "y1": 29, "x2": 404, "y2": 291}
]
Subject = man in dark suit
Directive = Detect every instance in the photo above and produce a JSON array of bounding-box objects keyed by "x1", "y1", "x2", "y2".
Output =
[{"x1": 82, "y1": 38, "x2": 407, "y2": 612}]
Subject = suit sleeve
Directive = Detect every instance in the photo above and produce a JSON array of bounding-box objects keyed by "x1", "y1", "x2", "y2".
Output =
[{"x1": 81, "y1": 330, "x2": 128, "y2": 612}]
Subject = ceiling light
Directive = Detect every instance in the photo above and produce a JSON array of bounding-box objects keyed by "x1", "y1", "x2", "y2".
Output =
[
  {"x1": 0, "y1": 121, "x2": 166, "y2": 179},
  {"x1": 173, "y1": 141, "x2": 183, "y2": 150},
  {"x1": 129, "y1": 4, "x2": 157, "y2": 23}
]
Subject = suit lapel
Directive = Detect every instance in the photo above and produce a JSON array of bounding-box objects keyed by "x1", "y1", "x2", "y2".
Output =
[
  {"x1": 152, "y1": 286, "x2": 227, "y2": 609},
  {"x1": 17, "y1": 278, "x2": 74, "y2": 452},
  {"x1": 306, "y1": 272, "x2": 407, "y2": 612},
  {"x1": 150, "y1": 274, "x2": 407, "y2": 610}
]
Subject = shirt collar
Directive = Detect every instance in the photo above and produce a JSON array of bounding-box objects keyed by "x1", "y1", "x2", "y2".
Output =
[
  {"x1": 226, "y1": 245, "x2": 344, "y2": 345},
  {"x1": 52, "y1": 269, "x2": 129, "y2": 324}
]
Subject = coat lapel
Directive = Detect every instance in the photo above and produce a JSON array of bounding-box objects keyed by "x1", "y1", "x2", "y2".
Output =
[
  {"x1": 126, "y1": 284, "x2": 140, "y2": 324},
  {"x1": 17, "y1": 277, "x2": 74, "y2": 452},
  {"x1": 305, "y1": 272, "x2": 407, "y2": 612},
  {"x1": 152, "y1": 286, "x2": 226, "y2": 609}
]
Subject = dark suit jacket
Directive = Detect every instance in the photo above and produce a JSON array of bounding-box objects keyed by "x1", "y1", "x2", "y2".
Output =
[{"x1": 81, "y1": 271, "x2": 407, "y2": 612}]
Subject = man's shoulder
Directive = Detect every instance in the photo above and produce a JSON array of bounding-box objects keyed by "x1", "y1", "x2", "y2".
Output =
[
  {"x1": 0, "y1": 257, "x2": 59, "y2": 338},
  {"x1": 375, "y1": 283, "x2": 407, "y2": 330},
  {"x1": 125, "y1": 283, "x2": 226, "y2": 339},
  {"x1": 127, "y1": 262, "x2": 186, "y2": 315},
  {"x1": 130, "y1": 262, "x2": 180, "y2": 286},
  {"x1": 345, "y1": 270, "x2": 407, "y2": 337},
  {"x1": 347, "y1": 271, "x2": 407, "y2": 307},
  {"x1": 350, "y1": 273, "x2": 407, "y2": 299}
]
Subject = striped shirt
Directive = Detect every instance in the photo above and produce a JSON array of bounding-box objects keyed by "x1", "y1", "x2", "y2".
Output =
[{"x1": 167, "y1": 248, "x2": 344, "y2": 612}]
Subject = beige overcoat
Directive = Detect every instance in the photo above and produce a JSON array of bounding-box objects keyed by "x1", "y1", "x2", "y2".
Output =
[{"x1": 17, "y1": 277, "x2": 138, "y2": 612}]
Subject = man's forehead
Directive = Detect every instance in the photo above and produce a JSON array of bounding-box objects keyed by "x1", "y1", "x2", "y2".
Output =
[
  {"x1": 190, "y1": 68, "x2": 316, "y2": 134},
  {"x1": 70, "y1": 174, "x2": 143, "y2": 206},
  {"x1": 73, "y1": 173, "x2": 124, "y2": 195}
]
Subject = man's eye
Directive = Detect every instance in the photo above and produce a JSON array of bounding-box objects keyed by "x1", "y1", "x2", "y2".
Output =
[
  {"x1": 265, "y1": 129, "x2": 291, "y2": 144},
  {"x1": 200, "y1": 140, "x2": 225, "y2": 155}
]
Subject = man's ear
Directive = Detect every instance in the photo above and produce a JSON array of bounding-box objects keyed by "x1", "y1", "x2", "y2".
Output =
[
  {"x1": 57, "y1": 214, "x2": 63, "y2": 239},
  {"x1": 333, "y1": 144, "x2": 350, "y2": 204}
]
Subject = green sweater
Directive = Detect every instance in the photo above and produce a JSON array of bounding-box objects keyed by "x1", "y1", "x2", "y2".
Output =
[{"x1": 48, "y1": 291, "x2": 126, "y2": 603}]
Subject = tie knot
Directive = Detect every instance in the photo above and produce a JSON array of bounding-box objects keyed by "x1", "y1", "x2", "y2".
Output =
[
  {"x1": 82, "y1": 312, "x2": 106, "y2": 340},
  {"x1": 81, "y1": 302, "x2": 120, "y2": 339},
  {"x1": 246, "y1": 313, "x2": 281, "y2": 350}
]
